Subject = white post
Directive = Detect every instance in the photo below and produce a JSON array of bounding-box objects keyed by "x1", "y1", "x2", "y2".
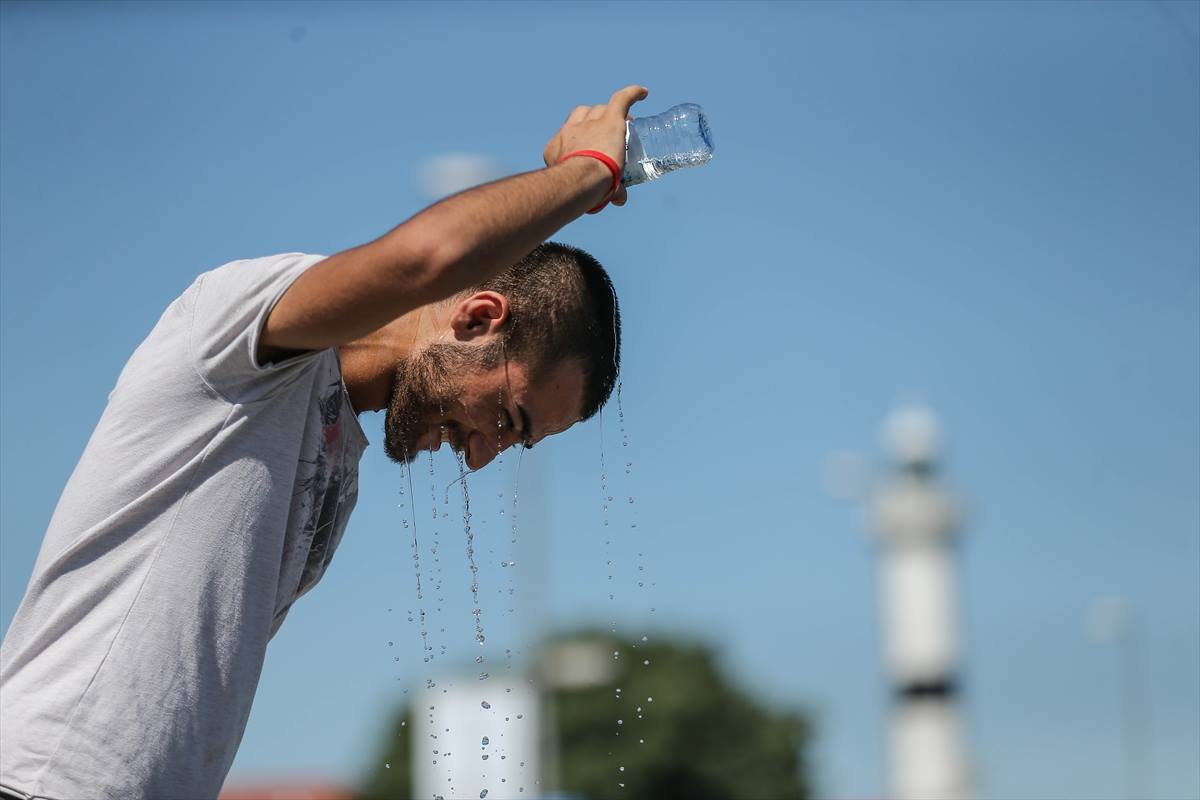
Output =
[
  {"x1": 413, "y1": 674, "x2": 541, "y2": 800},
  {"x1": 871, "y1": 406, "x2": 972, "y2": 800}
]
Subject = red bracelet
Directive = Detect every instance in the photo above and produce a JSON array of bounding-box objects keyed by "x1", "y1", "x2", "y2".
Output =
[{"x1": 559, "y1": 149, "x2": 621, "y2": 214}]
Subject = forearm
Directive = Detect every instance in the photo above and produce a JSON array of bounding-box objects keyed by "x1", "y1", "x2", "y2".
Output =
[{"x1": 379, "y1": 156, "x2": 611, "y2": 306}]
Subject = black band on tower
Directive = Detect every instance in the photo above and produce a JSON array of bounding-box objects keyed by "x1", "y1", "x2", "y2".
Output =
[{"x1": 897, "y1": 678, "x2": 958, "y2": 701}]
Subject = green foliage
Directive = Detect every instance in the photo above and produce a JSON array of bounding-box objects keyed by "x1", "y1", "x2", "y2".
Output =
[
  {"x1": 359, "y1": 704, "x2": 416, "y2": 800},
  {"x1": 552, "y1": 634, "x2": 810, "y2": 800},
  {"x1": 358, "y1": 633, "x2": 811, "y2": 800}
]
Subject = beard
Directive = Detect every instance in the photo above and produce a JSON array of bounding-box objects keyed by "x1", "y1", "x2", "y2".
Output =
[{"x1": 382, "y1": 339, "x2": 503, "y2": 464}]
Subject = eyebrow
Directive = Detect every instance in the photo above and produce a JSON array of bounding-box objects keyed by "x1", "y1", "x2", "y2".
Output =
[{"x1": 518, "y1": 404, "x2": 535, "y2": 448}]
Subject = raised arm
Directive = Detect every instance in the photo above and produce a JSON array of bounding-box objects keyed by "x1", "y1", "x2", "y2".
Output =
[{"x1": 259, "y1": 85, "x2": 648, "y2": 360}]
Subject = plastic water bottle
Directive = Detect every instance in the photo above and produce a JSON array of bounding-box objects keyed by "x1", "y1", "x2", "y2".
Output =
[{"x1": 622, "y1": 103, "x2": 714, "y2": 187}]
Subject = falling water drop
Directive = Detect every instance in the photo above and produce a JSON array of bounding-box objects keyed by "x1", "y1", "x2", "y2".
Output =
[
  {"x1": 456, "y1": 452, "x2": 488, "y2": 659},
  {"x1": 399, "y1": 457, "x2": 432, "y2": 664}
]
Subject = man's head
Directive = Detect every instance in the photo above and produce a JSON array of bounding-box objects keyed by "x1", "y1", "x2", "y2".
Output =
[{"x1": 383, "y1": 242, "x2": 620, "y2": 470}]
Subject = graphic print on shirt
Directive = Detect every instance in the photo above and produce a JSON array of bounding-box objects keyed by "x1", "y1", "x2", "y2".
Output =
[{"x1": 281, "y1": 377, "x2": 359, "y2": 618}]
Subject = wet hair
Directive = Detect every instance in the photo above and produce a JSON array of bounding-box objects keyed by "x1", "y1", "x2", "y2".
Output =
[{"x1": 470, "y1": 242, "x2": 620, "y2": 421}]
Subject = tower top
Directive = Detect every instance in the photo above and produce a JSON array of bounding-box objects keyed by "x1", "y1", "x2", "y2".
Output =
[{"x1": 883, "y1": 405, "x2": 941, "y2": 469}]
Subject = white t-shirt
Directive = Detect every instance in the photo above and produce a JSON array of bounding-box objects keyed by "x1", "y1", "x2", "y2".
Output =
[{"x1": 0, "y1": 253, "x2": 369, "y2": 800}]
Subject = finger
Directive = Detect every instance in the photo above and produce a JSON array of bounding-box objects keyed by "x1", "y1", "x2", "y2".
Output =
[
  {"x1": 586, "y1": 104, "x2": 607, "y2": 121},
  {"x1": 611, "y1": 185, "x2": 628, "y2": 206},
  {"x1": 566, "y1": 105, "x2": 589, "y2": 125},
  {"x1": 607, "y1": 84, "x2": 649, "y2": 118}
]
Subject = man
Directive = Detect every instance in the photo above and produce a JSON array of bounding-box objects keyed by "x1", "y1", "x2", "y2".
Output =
[{"x1": 0, "y1": 84, "x2": 648, "y2": 800}]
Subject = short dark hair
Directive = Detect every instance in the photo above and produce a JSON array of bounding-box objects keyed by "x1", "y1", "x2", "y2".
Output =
[{"x1": 472, "y1": 242, "x2": 620, "y2": 421}]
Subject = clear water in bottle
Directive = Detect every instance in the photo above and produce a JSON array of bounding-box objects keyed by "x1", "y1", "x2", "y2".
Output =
[{"x1": 622, "y1": 103, "x2": 714, "y2": 187}]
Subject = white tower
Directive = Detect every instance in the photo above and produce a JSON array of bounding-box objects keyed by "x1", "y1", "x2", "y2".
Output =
[{"x1": 871, "y1": 406, "x2": 972, "y2": 800}]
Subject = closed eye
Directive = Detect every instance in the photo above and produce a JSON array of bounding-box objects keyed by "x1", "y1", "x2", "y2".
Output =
[
  {"x1": 518, "y1": 404, "x2": 534, "y2": 449},
  {"x1": 503, "y1": 406, "x2": 531, "y2": 448}
]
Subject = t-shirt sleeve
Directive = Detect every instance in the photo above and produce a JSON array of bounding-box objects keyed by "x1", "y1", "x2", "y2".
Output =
[{"x1": 188, "y1": 252, "x2": 330, "y2": 403}]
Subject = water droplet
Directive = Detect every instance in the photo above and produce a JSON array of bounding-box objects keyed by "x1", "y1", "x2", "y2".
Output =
[
  {"x1": 387, "y1": 641, "x2": 394, "y2": 647},
  {"x1": 482, "y1": 754, "x2": 489, "y2": 760},
  {"x1": 480, "y1": 791, "x2": 488, "y2": 799},
  {"x1": 617, "y1": 719, "x2": 623, "y2": 725},
  {"x1": 619, "y1": 766, "x2": 625, "y2": 772},
  {"x1": 640, "y1": 635, "x2": 648, "y2": 642},
  {"x1": 639, "y1": 738, "x2": 644, "y2": 744},
  {"x1": 481, "y1": 701, "x2": 491, "y2": 709},
  {"x1": 385, "y1": 763, "x2": 391, "y2": 769},
  {"x1": 516, "y1": 714, "x2": 523, "y2": 719},
  {"x1": 615, "y1": 688, "x2": 622, "y2": 694},
  {"x1": 643, "y1": 659, "x2": 650, "y2": 666},
  {"x1": 647, "y1": 696, "x2": 653, "y2": 702}
]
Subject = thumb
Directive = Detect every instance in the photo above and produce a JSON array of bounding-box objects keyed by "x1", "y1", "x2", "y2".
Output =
[{"x1": 608, "y1": 85, "x2": 649, "y2": 118}]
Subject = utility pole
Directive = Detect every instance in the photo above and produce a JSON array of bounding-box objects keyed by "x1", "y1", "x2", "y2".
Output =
[{"x1": 870, "y1": 406, "x2": 972, "y2": 800}]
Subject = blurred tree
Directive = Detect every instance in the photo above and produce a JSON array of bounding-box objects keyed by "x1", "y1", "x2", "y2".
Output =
[
  {"x1": 359, "y1": 633, "x2": 811, "y2": 800},
  {"x1": 359, "y1": 700, "x2": 414, "y2": 800}
]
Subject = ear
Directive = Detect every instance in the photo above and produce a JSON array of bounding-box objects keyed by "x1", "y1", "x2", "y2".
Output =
[{"x1": 449, "y1": 291, "x2": 510, "y2": 342}]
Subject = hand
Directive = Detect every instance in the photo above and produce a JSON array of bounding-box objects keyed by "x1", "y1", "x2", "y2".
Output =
[{"x1": 543, "y1": 84, "x2": 648, "y2": 207}]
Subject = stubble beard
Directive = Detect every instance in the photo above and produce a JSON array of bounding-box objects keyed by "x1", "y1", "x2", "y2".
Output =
[{"x1": 382, "y1": 340, "x2": 503, "y2": 464}]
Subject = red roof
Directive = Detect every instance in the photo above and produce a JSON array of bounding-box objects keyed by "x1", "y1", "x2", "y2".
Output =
[{"x1": 219, "y1": 781, "x2": 355, "y2": 800}]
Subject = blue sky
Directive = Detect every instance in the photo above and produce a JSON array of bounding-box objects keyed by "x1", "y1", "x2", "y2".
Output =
[{"x1": 1, "y1": 2, "x2": 1197, "y2": 798}]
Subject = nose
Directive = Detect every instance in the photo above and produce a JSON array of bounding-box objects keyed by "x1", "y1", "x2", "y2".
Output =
[{"x1": 466, "y1": 427, "x2": 521, "y2": 471}]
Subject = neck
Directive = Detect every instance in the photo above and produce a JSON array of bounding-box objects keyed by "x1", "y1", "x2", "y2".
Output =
[{"x1": 337, "y1": 304, "x2": 446, "y2": 413}]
